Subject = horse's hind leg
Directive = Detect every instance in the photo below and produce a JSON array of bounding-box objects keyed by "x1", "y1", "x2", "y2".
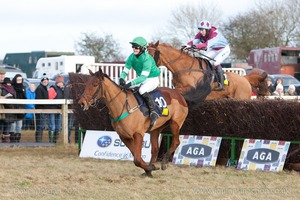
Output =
[
  {"x1": 161, "y1": 121, "x2": 180, "y2": 170},
  {"x1": 149, "y1": 128, "x2": 164, "y2": 170}
]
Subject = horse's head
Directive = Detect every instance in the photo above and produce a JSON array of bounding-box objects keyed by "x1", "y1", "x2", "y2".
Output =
[
  {"x1": 78, "y1": 69, "x2": 104, "y2": 111},
  {"x1": 148, "y1": 41, "x2": 163, "y2": 66}
]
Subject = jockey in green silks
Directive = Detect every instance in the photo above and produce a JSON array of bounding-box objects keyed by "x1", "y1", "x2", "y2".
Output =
[{"x1": 119, "y1": 36, "x2": 161, "y2": 127}]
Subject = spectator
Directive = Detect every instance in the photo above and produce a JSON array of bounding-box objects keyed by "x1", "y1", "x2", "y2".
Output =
[
  {"x1": 1, "y1": 77, "x2": 16, "y2": 142},
  {"x1": 0, "y1": 68, "x2": 7, "y2": 142},
  {"x1": 266, "y1": 77, "x2": 273, "y2": 95},
  {"x1": 272, "y1": 83, "x2": 284, "y2": 97},
  {"x1": 35, "y1": 73, "x2": 49, "y2": 142},
  {"x1": 24, "y1": 84, "x2": 36, "y2": 130},
  {"x1": 48, "y1": 75, "x2": 65, "y2": 143},
  {"x1": 285, "y1": 84, "x2": 297, "y2": 96},
  {"x1": 296, "y1": 86, "x2": 300, "y2": 95},
  {"x1": 9, "y1": 74, "x2": 26, "y2": 142},
  {"x1": 270, "y1": 78, "x2": 283, "y2": 94}
]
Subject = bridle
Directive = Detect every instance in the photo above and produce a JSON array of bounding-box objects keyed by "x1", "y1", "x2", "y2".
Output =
[
  {"x1": 81, "y1": 75, "x2": 124, "y2": 108},
  {"x1": 80, "y1": 74, "x2": 130, "y2": 120}
]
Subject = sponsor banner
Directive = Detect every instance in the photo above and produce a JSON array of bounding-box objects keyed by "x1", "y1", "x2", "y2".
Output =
[
  {"x1": 79, "y1": 130, "x2": 153, "y2": 162},
  {"x1": 172, "y1": 135, "x2": 222, "y2": 167},
  {"x1": 237, "y1": 139, "x2": 290, "y2": 172}
]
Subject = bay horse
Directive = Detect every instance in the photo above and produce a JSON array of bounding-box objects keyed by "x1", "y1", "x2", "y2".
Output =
[
  {"x1": 148, "y1": 41, "x2": 268, "y2": 101},
  {"x1": 78, "y1": 69, "x2": 188, "y2": 177}
]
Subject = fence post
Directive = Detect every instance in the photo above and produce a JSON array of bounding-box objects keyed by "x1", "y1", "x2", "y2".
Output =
[{"x1": 62, "y1": 100, "x2": 68, "y2": 145}]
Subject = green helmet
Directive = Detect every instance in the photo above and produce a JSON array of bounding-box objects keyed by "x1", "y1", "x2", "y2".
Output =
[{"x1": 130, "y1": 37, "x2": 148, "y2": 48}]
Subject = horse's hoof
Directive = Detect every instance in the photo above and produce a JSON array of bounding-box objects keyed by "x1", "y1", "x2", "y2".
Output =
[
  {"x1": 161, "y1": 159, "x2": 168, "y2": 170},
  {"x1": 149, "y1": 163, "x2": 160, "y2": 171},
  {"x1": 161, "y1": 164, "x2": 168, "y2": 170},
  {"x1": 141, "y1": 171, "x2": 153, "y2": 178}
]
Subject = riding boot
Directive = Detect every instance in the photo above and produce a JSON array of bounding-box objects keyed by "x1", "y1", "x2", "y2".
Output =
[
  {"x1": 54, "y1": 131, "x2": 59, "y2": 143},
  {"x1": 48, "y1": 131, "x2": 55, "y2": 143},
  {"x1": 2, "y1": 134, "x2": 10, "y2": 143},
  {"x1": 35, "y1": 130, "x2": 43, "y2": 143},
  {"x1": 15, "y1": 133, "x2": 21, "y2": 143},
  {"x1": 215, "y1": 68, "x2": 225, "y2": 91},
  {"x1": 142, "y1": 92, "x2": 159, "y2": 126},
  {"x1": 10, "y1": 132, "x2": 16, "y2": 143}
]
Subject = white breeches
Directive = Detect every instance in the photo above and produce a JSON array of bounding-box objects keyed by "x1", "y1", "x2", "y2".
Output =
[
  {"x1": 202, "y1": 45, "x2": 230, "y2": 66},
  {"x1": 129, "y1": 77, "x2": 160, "y2": 95}
]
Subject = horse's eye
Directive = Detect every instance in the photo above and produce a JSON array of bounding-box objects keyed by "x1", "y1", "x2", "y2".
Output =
[{"x1": 93, "y1": 83, "x2": 98, "y2": 87}]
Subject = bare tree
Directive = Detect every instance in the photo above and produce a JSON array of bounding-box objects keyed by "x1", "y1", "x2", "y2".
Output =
[
  {"x1": 153, "y1": 1, "x2": 223, "y2": 48},
  {"x1": 223, "y1": 11, "x2": 273, "y2": 61},
  {"x1": 75, "y1": 32, "x2": 126, "y2": 62},
  {"x1": 224, "y1": 0, "x2": 300, "y2": 61}
]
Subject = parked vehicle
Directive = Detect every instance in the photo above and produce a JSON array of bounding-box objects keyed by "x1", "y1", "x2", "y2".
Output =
[
  {"x1": 0, "y1": 64, "x2": 27, "y2": 79},
  {"x1": 32, "y1": 55, "x2": 95, "y2": 79},
  {"x1": 268, "y1": 74, "x2": 300, "y2": 92},
  {"x1": 248, "y1": 46, "x2": 300, "y2": 77}
]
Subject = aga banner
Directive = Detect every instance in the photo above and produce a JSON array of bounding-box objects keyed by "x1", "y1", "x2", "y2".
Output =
[
  {"x1": 237, "y1": 139, "x2": 290, "y2": 172},
  {"x1": 172, "y1": 135, "x2": 222, "y2": 167}
]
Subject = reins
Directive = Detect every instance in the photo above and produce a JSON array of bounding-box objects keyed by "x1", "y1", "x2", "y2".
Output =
[{"x1": 149, "y1": 46, "x2": 207, "y2": 77}]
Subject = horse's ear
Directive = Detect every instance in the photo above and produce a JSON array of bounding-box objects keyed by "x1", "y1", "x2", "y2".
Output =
[
  {"x1": 96, "y1": 68, "x2": 105, "y2": 80},
  {"x1": 88, "y1": 69, "x2": 94, "y2": 76},
  {"x1": 155, "y1": 40, "x2": 159, "y2": 47}
]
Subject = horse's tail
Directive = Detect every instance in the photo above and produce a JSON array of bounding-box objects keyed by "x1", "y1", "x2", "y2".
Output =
[
  {"x1": 182, "y1": 73, "x2": 212, "y2": 107},
  {"x1": 244, "y1": 68, "x2": 269, "y2": 96}
]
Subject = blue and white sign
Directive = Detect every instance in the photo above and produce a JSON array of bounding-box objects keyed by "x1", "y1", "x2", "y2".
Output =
[
  {"x1": 79, "y1": 130, "x2": 153, "y2": 162},
  {"x1": 172, "y1": 135, "x2": 222, "y2": 167}
]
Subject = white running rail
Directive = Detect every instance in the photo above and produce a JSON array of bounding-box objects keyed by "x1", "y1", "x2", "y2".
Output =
[{"x1": 82, "y1": 63, "x2": 246, "y2": 89}]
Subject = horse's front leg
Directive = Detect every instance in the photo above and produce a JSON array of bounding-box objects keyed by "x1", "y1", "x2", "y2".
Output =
[{"x1": 131, "y1": 133, "x2": 156, "y2": 177}]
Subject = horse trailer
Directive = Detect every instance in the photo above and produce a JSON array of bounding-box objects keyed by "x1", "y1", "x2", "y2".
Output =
[
  {"x1": 248, "y1": 46, "x2": 300, "y2": 80},
  {"x1": 32, "y1": 55, "x2": 95, "y2": 79}
]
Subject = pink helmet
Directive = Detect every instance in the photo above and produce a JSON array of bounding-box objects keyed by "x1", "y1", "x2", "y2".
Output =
[{"x1": 198, "y1": 20, "x2": 211, "y2": 30}]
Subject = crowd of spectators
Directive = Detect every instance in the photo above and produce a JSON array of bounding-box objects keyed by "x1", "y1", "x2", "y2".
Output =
[
  {"x1": 268, "y1": 77, "x2": 299, "y2": 97},
  {"x1": 0, "y1": 68, "x2": 78, "y2": 144}
]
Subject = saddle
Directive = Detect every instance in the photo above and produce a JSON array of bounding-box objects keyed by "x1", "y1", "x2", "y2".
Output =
[
  {"x1": 196, "y1": 57, "x2": 228, "y2": 86},
  {"x1": 132, "y1": 88, "x2": 169, "y2": 117}
]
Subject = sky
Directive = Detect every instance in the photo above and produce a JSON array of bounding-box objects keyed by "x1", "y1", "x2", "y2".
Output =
[{"x1": 0, "y1": 0, "x2": 255, "y2": 60}]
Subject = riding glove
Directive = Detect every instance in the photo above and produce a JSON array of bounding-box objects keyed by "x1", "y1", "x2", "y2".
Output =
[
  {"x1": 123, "y1": 82, "x2": 131, "y2": 90},
  {"x1": 195, "y1": 43, "x2": 206, "y2": 50},
  {"x1": 119, "y1": 78, "x2": 126, "y2": 86}
]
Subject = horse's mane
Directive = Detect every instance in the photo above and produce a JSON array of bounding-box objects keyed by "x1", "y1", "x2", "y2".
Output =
[
  {"x1": 155, "y1": 43, "x2": 192, "y2": 57},
  {"x1": 95, "y1": 70, "x2": 122, "y2": 88}
]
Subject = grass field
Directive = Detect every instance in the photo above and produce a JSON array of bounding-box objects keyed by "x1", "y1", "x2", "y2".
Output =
[{"x1": 1, "y1": 141, "x2": 300, "y2": 200}]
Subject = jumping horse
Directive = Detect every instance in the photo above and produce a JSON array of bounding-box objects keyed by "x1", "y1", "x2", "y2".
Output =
[
  {"x1": 78, "y1": 69, "x2": 188, "y2": 177},
  {"x1": 148, "y1": 41, "x2": 268, "y2": 101}
]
